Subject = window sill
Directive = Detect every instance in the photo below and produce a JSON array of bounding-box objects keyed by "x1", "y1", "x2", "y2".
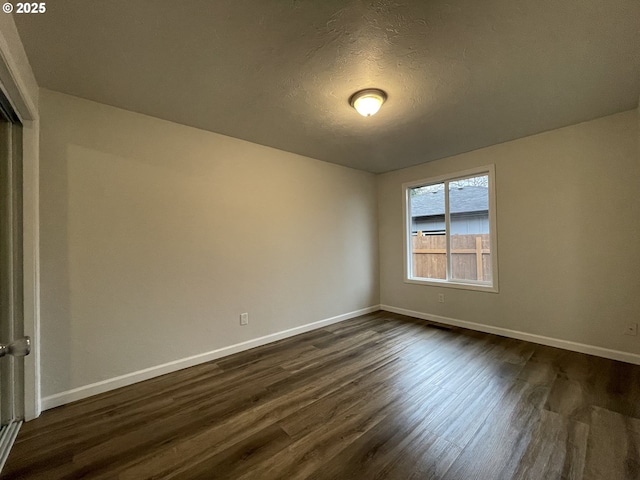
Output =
[{"x1": 404, "y1": 277, "x2": 499, "y2": 293}]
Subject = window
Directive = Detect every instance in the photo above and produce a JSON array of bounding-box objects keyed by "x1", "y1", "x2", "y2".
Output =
[{"x1": 403, "y1": 165, "x2": 498, "y2": 292}]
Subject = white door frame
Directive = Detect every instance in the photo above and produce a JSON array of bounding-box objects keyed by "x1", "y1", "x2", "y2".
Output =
[{"x1": 0, "y1": 16, "x2": 40, "y2": 420}]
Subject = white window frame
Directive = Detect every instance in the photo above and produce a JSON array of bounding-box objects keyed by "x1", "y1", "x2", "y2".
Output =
[{"x1": 403, "y1": 164, "x2": 499, "y2": 293}]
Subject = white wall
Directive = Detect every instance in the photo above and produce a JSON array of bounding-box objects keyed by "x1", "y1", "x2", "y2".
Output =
[
  {"x1": 379, "y1": 110, "x2": 640, "y2": 357},
  {"x1": 39, "y1": 89, "x2": 379, "y2": 402}
]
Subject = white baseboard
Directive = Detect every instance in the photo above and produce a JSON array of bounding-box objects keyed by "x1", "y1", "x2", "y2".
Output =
[
  {"x1": 381, "y1": 305, "x2": 640, "y2": 366},
  {"x1": 41, "y1": 305, "x2": 381, "y2": 411}
]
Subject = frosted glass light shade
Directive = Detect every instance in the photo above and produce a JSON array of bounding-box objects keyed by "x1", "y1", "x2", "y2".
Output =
[{"x1": 350, "y1": 89, "x2": 387, "y2": 117}]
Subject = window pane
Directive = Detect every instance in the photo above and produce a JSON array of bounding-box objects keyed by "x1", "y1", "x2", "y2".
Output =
[
  {"x1": 409, "y1": 183, "x2": 446, "y2": 280},
  {"x1": 448, "y1": 175, "x2": 491, "y2": 283}
]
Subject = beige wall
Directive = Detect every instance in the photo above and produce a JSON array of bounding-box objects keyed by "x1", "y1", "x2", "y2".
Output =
[
  {"x1": 39, "y1": 89, "x2": 379, "y2": 399},
  {"x1": 37, "y1": 87, "x2": 640, "y2": 402},
  {"x1": 378, "y1": 110, "x2": 640, "y2": 354}
]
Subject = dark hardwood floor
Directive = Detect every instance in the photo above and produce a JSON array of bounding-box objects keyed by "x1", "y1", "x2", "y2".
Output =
[{"x1": 4, "y1": 311, "x2": 640, "y2": 479}]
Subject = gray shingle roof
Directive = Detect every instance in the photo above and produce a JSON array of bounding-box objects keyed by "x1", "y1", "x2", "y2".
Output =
[{"x1": 410, "y1": 186, "x2": 488, "y2": 217}]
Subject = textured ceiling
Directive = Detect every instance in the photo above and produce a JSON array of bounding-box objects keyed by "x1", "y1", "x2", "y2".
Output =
[{"x1": 14, "y1": 0, "x2": 640, "y2": 173}]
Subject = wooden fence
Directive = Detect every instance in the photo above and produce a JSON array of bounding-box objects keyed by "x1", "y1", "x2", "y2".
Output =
[{"x1": 412, "y1": 233, "x2": 491, "y2": 282}]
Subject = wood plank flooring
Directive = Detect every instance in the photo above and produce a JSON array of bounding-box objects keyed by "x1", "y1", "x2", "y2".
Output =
[{"x1": 3, "y1": 311, "x2": 640, "y2": 479}]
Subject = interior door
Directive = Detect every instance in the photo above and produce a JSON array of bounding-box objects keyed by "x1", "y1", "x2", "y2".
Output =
[{"x1": 0, "y1": 92, "x2": 30, "y2": 470}]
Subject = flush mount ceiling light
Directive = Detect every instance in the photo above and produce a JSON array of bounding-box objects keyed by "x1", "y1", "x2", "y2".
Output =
[{"x1": 349, "y1": 88, "x2": 387, "y2": 117}]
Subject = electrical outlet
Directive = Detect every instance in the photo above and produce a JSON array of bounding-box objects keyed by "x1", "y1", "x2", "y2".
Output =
[
  {"x1": 438, "y1": 293, "x2": 445, "y2": 303},
  {"x1": 240, "y1": 313, "x2": 249, "y2": 326},
  {"x1": 624, "y1": 322, "x2": 637, "y2": 336}
]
